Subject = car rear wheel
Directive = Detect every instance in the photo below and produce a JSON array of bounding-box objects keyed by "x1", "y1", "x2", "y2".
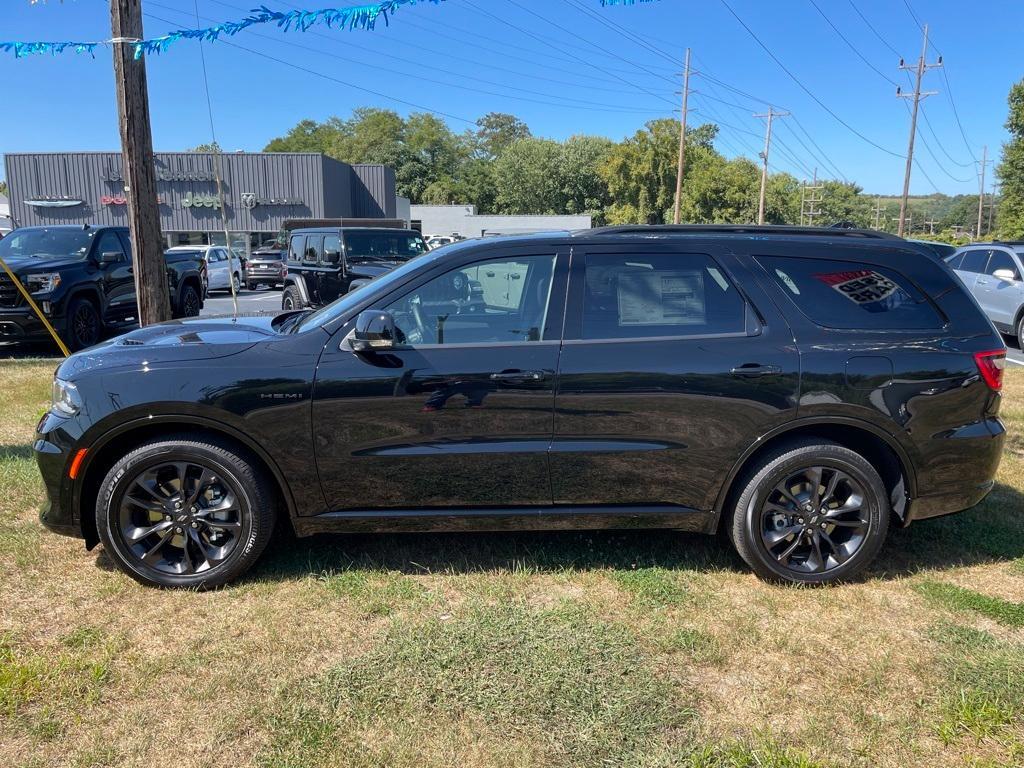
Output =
[
  {"x1": 246, "y1": 281, "x2": 256, "y2": 291},
  {"x1": 728, "y1": 440, "x2": 889, "y2": 585},
  {"x1": 177, "y1": 284, "x2": 201, "y2": 318},
  {"x1": 66, "y1": 296, "x2": 102, "y2": 351},
  {"x1": 282, "y1": 286, "x2": 302, "y2": 311},
  {"x1": 96, "y1": 437, "x2": 277, "y2": 589},
  {"x1": 1016, "y1": 314, "x2": 1024, "y2": 350}
]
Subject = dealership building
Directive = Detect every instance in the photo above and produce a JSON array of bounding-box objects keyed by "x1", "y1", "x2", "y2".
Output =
[
  {"x1": 3, "y1": 152, "x2": 400, "y2": 255},
  {"x1": 411, "y1": 204, "x2": 591, "y2": 238}
]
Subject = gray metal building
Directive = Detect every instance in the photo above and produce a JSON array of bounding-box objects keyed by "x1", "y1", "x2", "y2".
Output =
[{"x1": 4, "y1": 151, "x2": 397, "y2": 253}]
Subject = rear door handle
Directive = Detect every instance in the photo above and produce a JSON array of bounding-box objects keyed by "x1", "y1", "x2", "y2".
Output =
[
  {"x1": 730, "y1": 363, "x2": 781, "y2": 377},
  {"x1": 489, "y1": 370, "x2": 545, "y2": 383}
]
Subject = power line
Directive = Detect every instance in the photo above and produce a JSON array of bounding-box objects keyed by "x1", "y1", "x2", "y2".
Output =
[
  {"x1": 560, "y1": 0, "x2": 679, "y2": 68},
  {"x1": 807, "y1": 0, "x2": 899, "y2": 87},
  {"x1": 718, "y1": 0, "x2": 904, "y2": 158},
  {"x1": 846, "y1": 0, "x2": 902, "y2": 58},
  {"x1": 789, "y1": 115, "x2": 849, "y2": 182},
  {"x1": 918, "y1": 101, "x2": 974, "y2": 168}
]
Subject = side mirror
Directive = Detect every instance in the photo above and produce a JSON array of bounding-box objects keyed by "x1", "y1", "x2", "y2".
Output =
[
  {"x1": 349, "y1": 310, "x2": 397, "y2": 352},
  {"x1": 993, "y1": 268, "x2": 1018, "y2": 283},
  {"x1": 98, "y1": 251, "x2": 123, "y2": 265},
  {"x1": 324, "y1": 249, "x2": 341, "y2": 265}
]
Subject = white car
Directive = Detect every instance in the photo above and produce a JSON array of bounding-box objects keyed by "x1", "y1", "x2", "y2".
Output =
[
  {"x1": 426, "y1": 235, "x2": 456, "y2": 249},
  {"x1": 167, "y1": 245, "x2": 243, "y2": 294}
]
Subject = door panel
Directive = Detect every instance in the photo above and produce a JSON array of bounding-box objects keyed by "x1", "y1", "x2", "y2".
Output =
[
  {"x1": 311, "y1": 250, "x2": 568, "y2": 513},
  {"x1": 551, "y1": 245, "x2": 800, "y2": 513},
  {"x1": 976, "y1": 250, "x2": 1021, "y2": 327},
  {"x1": 96, "y1": 230, "x2": 133, "y2": 324}
]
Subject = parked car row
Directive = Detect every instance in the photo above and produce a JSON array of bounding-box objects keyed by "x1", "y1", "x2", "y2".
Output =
[
  {"x1": 0, "y1": 225, "x2": 206, "y2": 351},
  {"x1": 944, "y1": 241, "x2": 1024, "y2": 344},
  {"x1": 34, "y1": 224, "x2": 1006, "y2": 589}
]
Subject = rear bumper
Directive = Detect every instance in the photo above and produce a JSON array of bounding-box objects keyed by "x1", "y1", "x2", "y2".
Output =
[{"x1": 903, "y1": 416, "x2": 1006, "y2": 525}]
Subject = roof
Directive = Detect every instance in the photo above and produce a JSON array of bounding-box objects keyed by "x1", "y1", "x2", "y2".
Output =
[
  {"x1": 576, "y1": 224, "x2": 899, "y2": 240},
  {"x1": 290, "y1": 226, "x2": 419, "y2": 234}
]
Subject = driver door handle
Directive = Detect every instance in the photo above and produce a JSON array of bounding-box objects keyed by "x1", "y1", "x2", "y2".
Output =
[
  {"x1": 489, "y1": 370, "x2": 545, "y2": 382},
  {"x1": 730, "y1": 363, "x2": 781, "y2": 377}
]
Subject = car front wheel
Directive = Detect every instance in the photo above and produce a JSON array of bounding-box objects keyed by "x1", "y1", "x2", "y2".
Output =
[
  {"x1": 729, "y1": 440, "x2": 889, "y2": 585},
  {"x1": 66, "y1": 296, "x2": 102, "y2": 351},
  {"x1": 96, "y1": 436, "x2": 277, "y2": 588},
  {"x1": 281, "y1": 286, "x2": 302, "y2": 311}
]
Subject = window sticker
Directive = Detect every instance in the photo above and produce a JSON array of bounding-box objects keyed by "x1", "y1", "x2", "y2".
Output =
[
  {"x1": 617, "y1": 270, "x2": 706, "y2": 325},
  {"x1": 812, "y1": 270, "x2": 899, "y2": 305}
]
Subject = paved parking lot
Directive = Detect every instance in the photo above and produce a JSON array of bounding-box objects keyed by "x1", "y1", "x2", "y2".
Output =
[{"x1": 200, "y1": 286, "x2": 282, "y2": 317}]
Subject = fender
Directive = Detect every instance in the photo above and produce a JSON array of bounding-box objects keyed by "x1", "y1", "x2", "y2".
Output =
[
  {"x1": 61, "y1": 284, "x2": 105, "y2": 318},
  {"x1": 174, "y1": 270, "x2": 202, "y2": 313},
  {"x1": 284, "y1": 274, "x2": 311, "y2": 306},
  {"x1": 72, "y1": 411, "x2": 301, "y2": 524},
  {"x1": 711, "y1": 414, "x2": 919, "y2": 517}
]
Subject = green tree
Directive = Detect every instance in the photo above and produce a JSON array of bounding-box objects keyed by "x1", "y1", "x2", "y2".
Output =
[
  {"x1": 601, "y1": 118, "x2": 681, "y2": 224},
  {"x1": 187, "y1": 141, "x2": 223, "y2": 153},
  {"x1": 816, "y1": 181, "x2": 873, "y2": 228},
  {"x1": 559, "y1": 135, "x2": 614, "y2": 219},
  {"x1": 493, "y1": 138, "x2": 565, "y2": 214},
  {"x1": 0, "y1": 180, "x2": 7, "y2": 197},
  {"x1": 474, "y1": 112, "x2": 531, "y2": 159},
  {"x1": 996, "y1": 78, "x2": 1024, "y2": 239}
]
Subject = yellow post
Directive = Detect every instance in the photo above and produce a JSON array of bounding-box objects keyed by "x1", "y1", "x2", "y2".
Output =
[{"x1": 0, "y1": 256, "x2": 71, "y2": 357}]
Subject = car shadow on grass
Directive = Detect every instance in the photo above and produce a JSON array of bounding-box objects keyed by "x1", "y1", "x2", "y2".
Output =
[
  {"x1": 242, "y1": 480, "x2": 1024, "y2": 585},
  {"x1": 0, "y1": 445, "x2": 37, "y2": 461}
]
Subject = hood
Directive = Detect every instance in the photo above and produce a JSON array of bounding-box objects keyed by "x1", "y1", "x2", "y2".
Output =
[
  {"x1": 2, "y1": 254, "x2": 84, "y2": 273},
  {"x1": 348, "y1": 261, "x2": 404, "y2": 279},
  {"x1": 58, "y1": 314, "x2": 281, "y2": 377}
]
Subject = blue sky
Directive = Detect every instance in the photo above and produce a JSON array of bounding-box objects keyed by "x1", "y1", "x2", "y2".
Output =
[{"x1": 1, "y1": 0, "x2": 1021, "y2": 196}]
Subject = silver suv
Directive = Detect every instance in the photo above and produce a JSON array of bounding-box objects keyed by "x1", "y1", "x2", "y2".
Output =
[{"x1": 947, "y1": 242, "x2": 1024, "y2": 342}]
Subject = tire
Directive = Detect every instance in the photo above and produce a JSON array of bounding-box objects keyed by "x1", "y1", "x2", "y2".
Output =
[
  {"x1": 66, "y1": 296, "x2": 102, "y2": 351},
  {"x1": 1016, "y1": 314, "x2": 1024, "y2": 351},
  {"x1": 178, "y1": 284, "x2": 201, "y2": 318},
  {"x1": 281, "y1": 286, "x2": 302, "y2": 311},
  {"x1": 95, "y1": 436, "x2": 277, "y2": 589},
  {"x1": 728, "y1": 439, "x2": 889, "y2": 585},
  {"x1": 246, "y1": 281, "x2": 256, "y2": 291}
]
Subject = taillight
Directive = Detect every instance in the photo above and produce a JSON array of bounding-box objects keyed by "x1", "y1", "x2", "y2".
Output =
[{"x1": 973, "y1": 349, "x2": 1006, "y2": 391}]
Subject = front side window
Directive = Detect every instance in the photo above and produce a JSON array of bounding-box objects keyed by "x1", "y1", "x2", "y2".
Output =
[
  {"x1": 758, "y1": 256, "x2": 942, "y2": 330},
  {"x1": 581, "y1": 252, "x2": 745, "y2": 340},
  {"x1": 96, "y1": 231, "x2": 126, "y2": 261},
  {"x1": 986, "y1": 251, "x2": 1020, "y2": 280},
  {"x1": 288, "y1": 236, "x2": 304, "y2": 264},
  {"x1": 384, "y1": 254, "x2": 556, "y2": 345}
]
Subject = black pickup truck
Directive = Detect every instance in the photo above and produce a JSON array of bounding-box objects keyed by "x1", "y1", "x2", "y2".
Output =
[
  {"x1": 281, "y1": 227, "x2": 428, "y2": 310},
  {"x1": 0, "y1": 225, "x2": 205, "y2": 351}
]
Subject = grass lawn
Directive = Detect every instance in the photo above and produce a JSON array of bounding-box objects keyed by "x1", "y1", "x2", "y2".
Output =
[{"x1": 1, "y1": 359, "x2": 1023, "y2": 768}]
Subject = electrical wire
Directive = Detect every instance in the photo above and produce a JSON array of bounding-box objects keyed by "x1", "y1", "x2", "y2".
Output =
[
  {"x1": 846, "y1": 0, "x2": 903, "y2": 58},
  {"x1": 718, "y1": 0, "x2": 903, "y2": 158},
  {"x1": 806, "y1": 0, "x2": 899, "y2": 87}
]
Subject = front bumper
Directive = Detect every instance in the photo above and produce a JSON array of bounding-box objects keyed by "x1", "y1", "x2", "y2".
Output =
[
  {"x1": 34, "y1": 411, "x2": 85, "y2": 541},
  {"x1": 0, "y1": 307, "x2": 60, "y2": 343}
]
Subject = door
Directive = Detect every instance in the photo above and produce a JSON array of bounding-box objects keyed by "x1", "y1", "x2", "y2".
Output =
[
  {"x1": 974, "y1": 249, "x2": 1023, "y2": 328},
  {"x1": 550, "y1": 244, "x2": 800, "y2": 517},
  {"x1": 953, "y1": 248, "x2": 989, "y2": 300},
  {"x1": 319, "y1": 233, "x2": 345, "y2": 301},
  {"x1": 311, "y1": 248, "x2": 567, "y2": 512},
  {"x1": 206, "y1": 248, "x2": 226, "y2": 290},
  {"x1": 288, "y1": 235, "x2": 315, "y2": 303},
  {"x1": 95, "y1": 230, "x2": 134, "y2": 324}
]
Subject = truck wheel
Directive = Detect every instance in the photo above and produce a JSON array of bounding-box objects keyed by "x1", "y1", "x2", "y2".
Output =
[
  {"x1": 728, "y1": 439, "x2": 889, "y2": 585},
  {"x1": 282, "y1": 286, "x2": 303, "y2": 311},
  {"x1": 66, "y1": 296, "x2": 102, "y2": 351},
  {"x1": 246, "y1": 281, "x2": 256, "y2": 291},
  {"x1": 95, "y1": 435, "x2": 277, "y2": 589},
  {"x1": 179, "y1": 284, "x2": 201, "y2": 318}
]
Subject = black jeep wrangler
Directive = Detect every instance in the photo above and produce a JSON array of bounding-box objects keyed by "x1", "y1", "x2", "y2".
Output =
[
  {"x1": 281, "y1": 227, "x2": 427, "y2": 310},
  {"x1": 0, "y1": 225, "x2": 205, "y2": 351}
]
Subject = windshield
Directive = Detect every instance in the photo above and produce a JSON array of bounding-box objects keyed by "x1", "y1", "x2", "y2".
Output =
[
  {"x1": 293, "y1": 248, "x2": 446, "y2": 332},
  {"x1": 345, "y1": 231, "x2": 427, "y2": 261},
  {"x1": 0, "y1": 227, "x2": 95, "y2": 260}
]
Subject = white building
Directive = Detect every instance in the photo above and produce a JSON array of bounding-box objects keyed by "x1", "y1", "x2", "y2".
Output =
[
  {"x1": 0, "y1": 193, "x2": 12, "y2": 235},
  {"x1": 411, "y1": 204, "x2": 591, "y2": 239}
]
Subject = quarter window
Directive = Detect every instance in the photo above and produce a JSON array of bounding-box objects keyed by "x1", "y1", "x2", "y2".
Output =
[
  {"x1": 384, "y1": 255, "x2": 556, "y2": 345},
  {"x1": 580, "y1": 252, "x2": 745, "y2": 340},
  {"x1": 758, "y1": 256, "x2": 942, "y2": 330}
]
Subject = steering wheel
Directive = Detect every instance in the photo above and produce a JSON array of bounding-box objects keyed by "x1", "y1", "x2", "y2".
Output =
[{"x1": 410, "y1": 295, "x2": 434, "y2": 343}]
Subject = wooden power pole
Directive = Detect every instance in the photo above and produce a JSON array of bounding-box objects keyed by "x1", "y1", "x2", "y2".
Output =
[
  {"x1": 110, "y1": 0, "x2": 171, "y2": 325},
  {"x1": 672, "y1": 48, "x2": 691, "y2": 225},
  {"x1": 976, "y1": 144, "x2": 988, "y2": 239},
  {"x1": 896, "y1": 23, "x2": 941, "y2": 238},
  {"x1": 754, "y1": 108, "x2": 788, "y2": 225}
]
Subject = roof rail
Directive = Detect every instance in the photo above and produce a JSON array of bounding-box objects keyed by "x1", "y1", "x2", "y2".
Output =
[{"x1": 578, "y1": 224, "x2": 901, "y2": 240}]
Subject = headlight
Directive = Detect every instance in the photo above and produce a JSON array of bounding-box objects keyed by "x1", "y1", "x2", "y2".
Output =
[
  {"x1": 51, "y1": 377, "x2": 82, "y2": 417},
  {"x1": 24, "y1": 272, "x2": 62, "y2": 295}
]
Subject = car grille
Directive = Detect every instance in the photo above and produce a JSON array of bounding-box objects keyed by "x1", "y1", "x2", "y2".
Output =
[{"x1": 0, "y1": 273, "x2": 22, "y2": 309}]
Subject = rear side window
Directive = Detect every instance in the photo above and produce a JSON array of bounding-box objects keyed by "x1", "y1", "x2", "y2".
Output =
[
  {"x1": 581, "y1": 252, "x2": 745, "y2": 340},
  {"x1": 304, "y1": 237, "x2": 322, "y2": 265},
  {"x1": 986, "y1": 251, "x2": 1020, "y2": 279},
  {"x1": 758, "y1": 256, "x2": 942, "y2": 330},
  {"x1": 959, "y1": 249, "x2": 989, "y2": 274}
]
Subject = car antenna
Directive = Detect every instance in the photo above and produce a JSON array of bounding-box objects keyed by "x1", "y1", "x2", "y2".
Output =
[{"x1": 193, "y1": 0, "x2": 239, "y2": 321}]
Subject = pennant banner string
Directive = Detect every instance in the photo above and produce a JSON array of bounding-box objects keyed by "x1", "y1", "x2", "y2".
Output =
[{"x1": 2, "y1": 1, "x2": 657, "y2": 60}]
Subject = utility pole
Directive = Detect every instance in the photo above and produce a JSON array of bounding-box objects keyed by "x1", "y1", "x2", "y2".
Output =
[
  {"x1": 754, "y1": 108, "x2": 789, "y2": 225},
  {"x1": 924, "y1": 217, "x2": 939, "y2": 235},
  {"x1": 110, "y1": 0, "x2": 171, "y2": 325},
  {"x1": 800, "y1": 169, "x2": 824, "y2": 226},
  {"x1": 872, "y1": 198, "x2": 885, "y2": 230},
  {"x1": 672, "y1": 48, "x2": 691, "y2": 225},
  {"x1": 988, "y1": 182, "x2": 998, "y2": 234},
  {"x1": 976, "y1": 144, "x2": 989, "y2": 240},
  {"x1": 896, "y1": 23, "x2": 941, "y2": 238}
]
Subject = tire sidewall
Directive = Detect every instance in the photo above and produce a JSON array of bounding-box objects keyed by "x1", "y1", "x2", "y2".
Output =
[
  {"x1": 97, "y1": 442, "x2": 265, "y2": 589},
  {"x1": 68, "y1": 298, "x2": 101, "y2": 351},
  {"x1": 734, "y1": 446, "x2": 888, "y2": 585}
]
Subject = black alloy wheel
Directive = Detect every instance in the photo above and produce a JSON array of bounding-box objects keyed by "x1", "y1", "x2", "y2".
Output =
[
  {"x1": 97, "y1": 437, "x2": 276, "y2": 588},
  {"x1": 730, "y1": 440, "x2": 889, "y2": 585},
  {"x1": 180, "y1": 285, "x2": 201, "y2": 318},
  {"x1": 67, "y1": 297, "x2": 101, "y2": 351}
]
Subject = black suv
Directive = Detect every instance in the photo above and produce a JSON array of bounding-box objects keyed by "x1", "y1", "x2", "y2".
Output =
[
  {"x1": 0, "y1": 225, "x2": 205, "y2": 351},
  {"x1": 281, "y1": 227, "x2": 427, "y2": 310},
  {"x1": 34, "y1": 226, "x2": 1006, "y2": 588}
]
